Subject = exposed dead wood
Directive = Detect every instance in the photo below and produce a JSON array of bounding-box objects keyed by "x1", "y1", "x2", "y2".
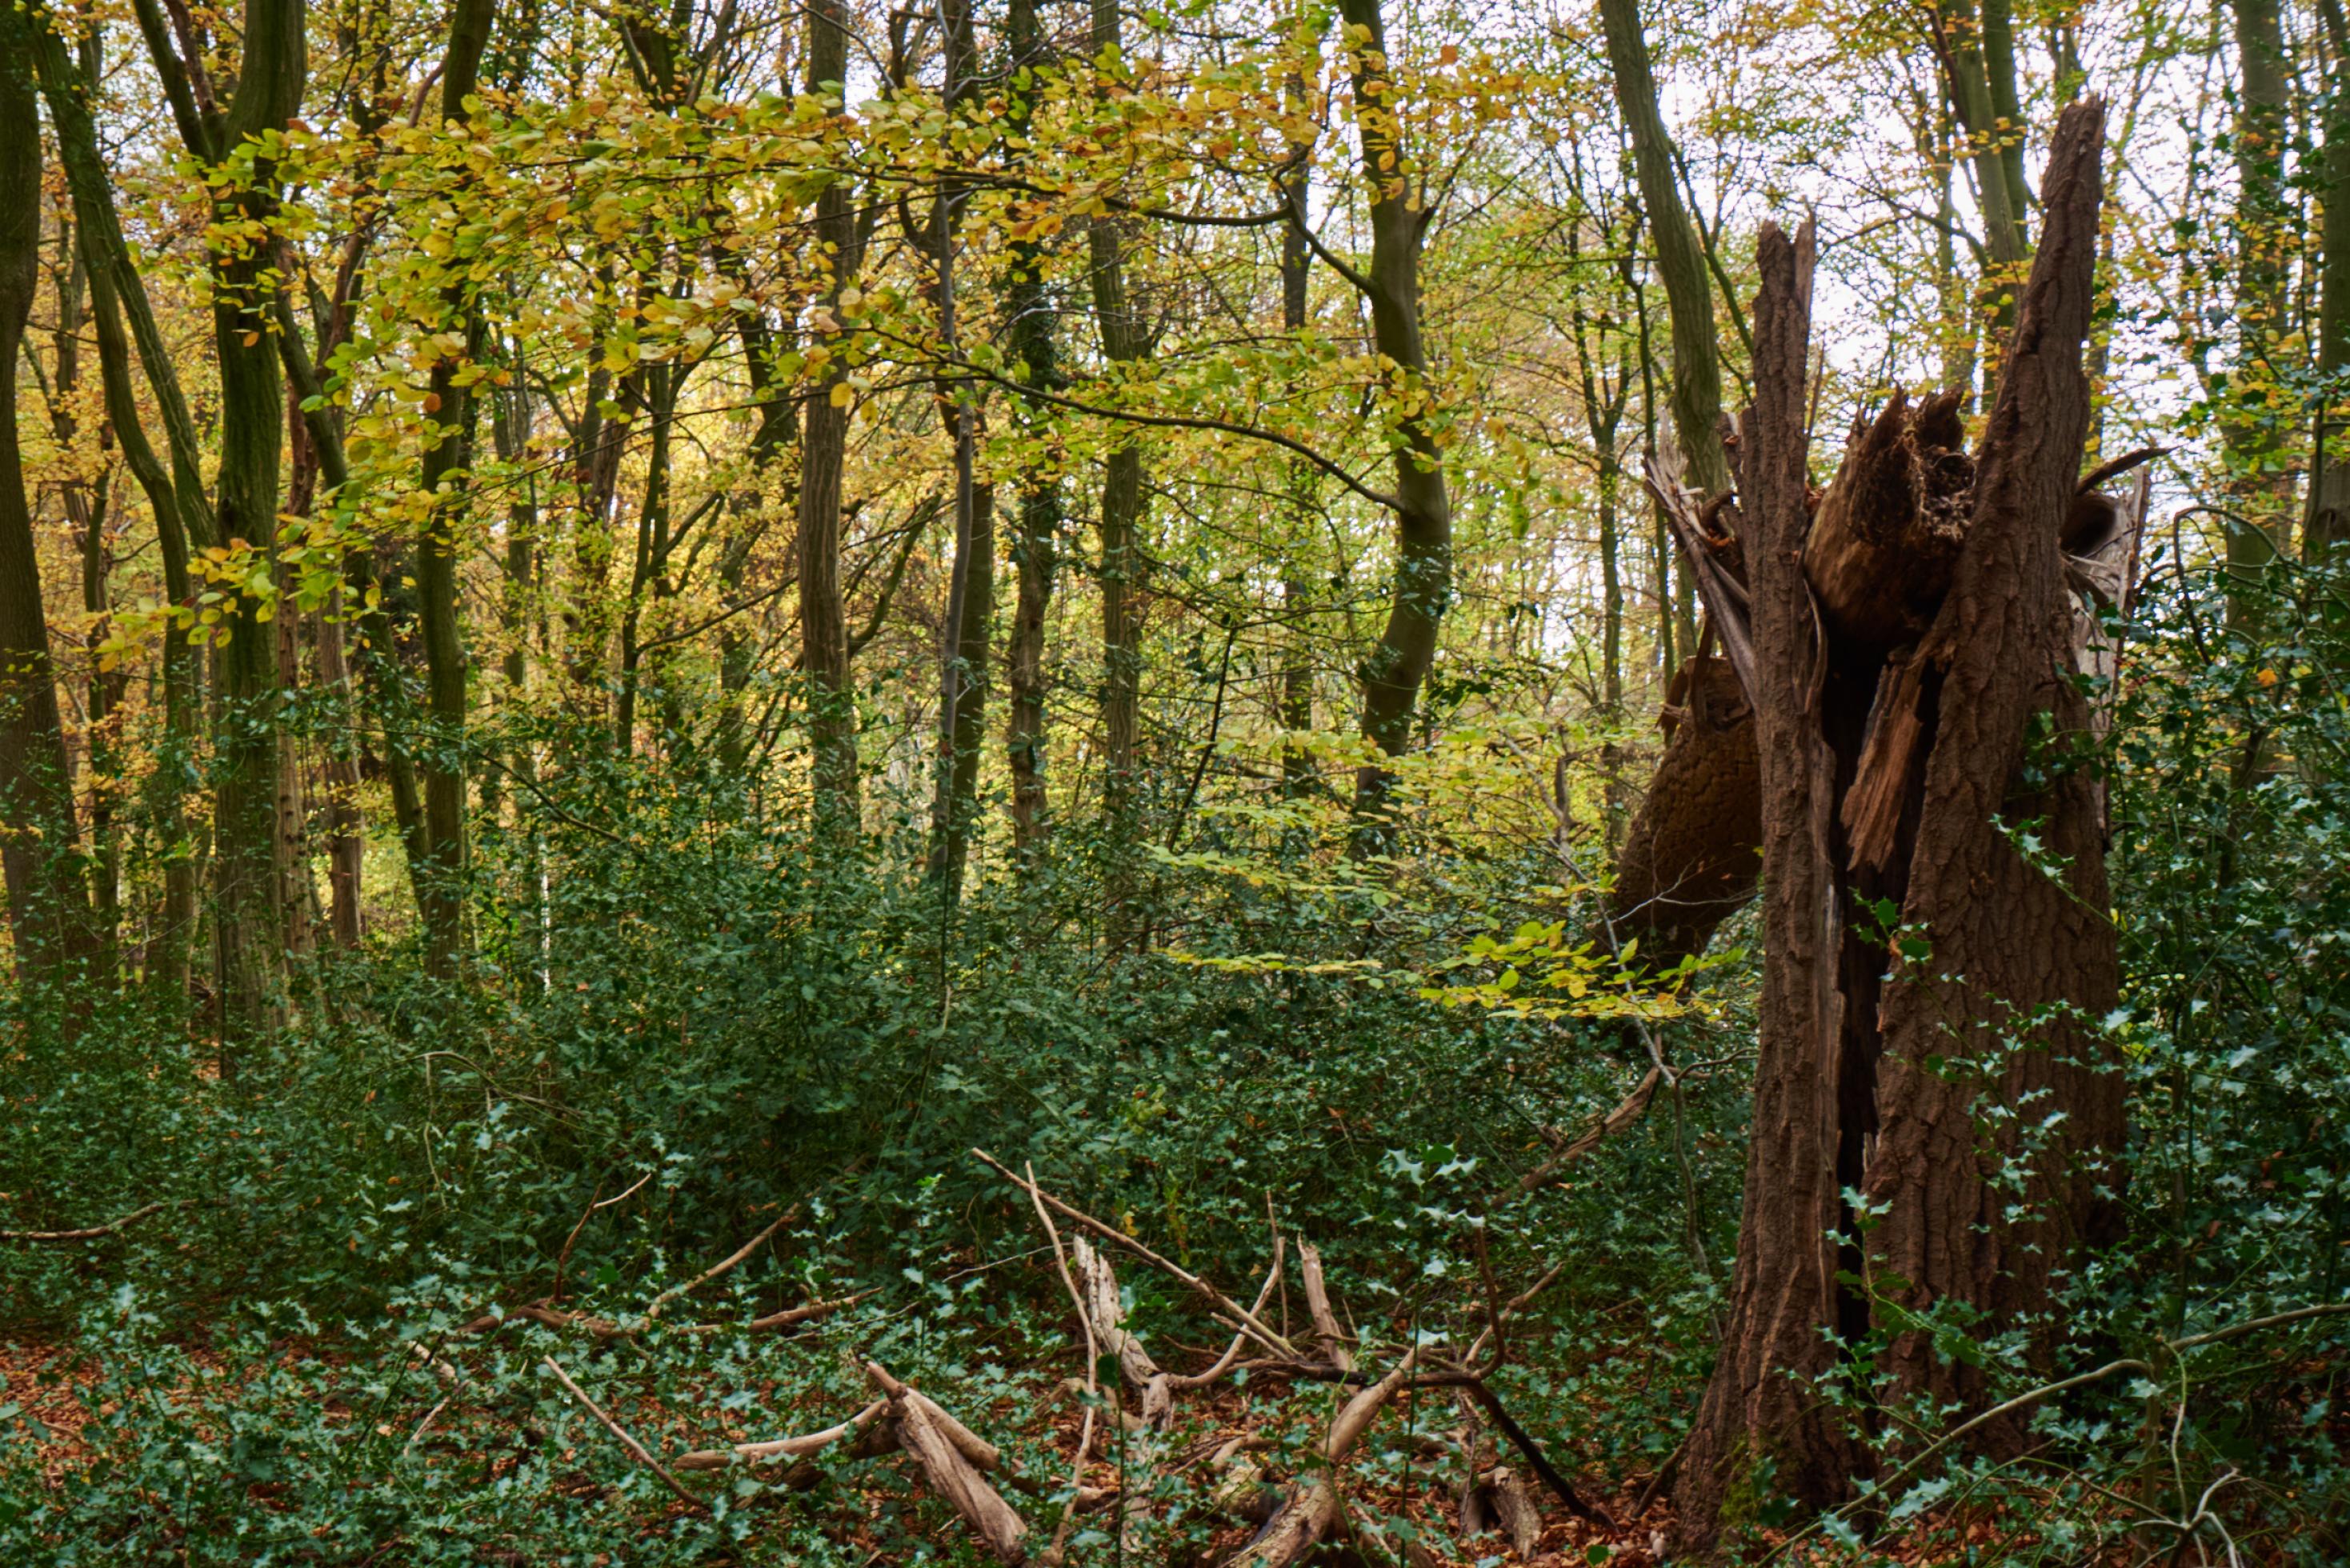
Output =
[
  {"x1": 1601, "y1": 654, "x2": 1760, "y2": 978},
  {"x1": 1802, "y1": 387, "x2": 1976, "y2": 654},
  {"x1": 1297, "y1": 1242, "x2": 1353, "y2": 1375},
  {"x1": 867, "y1": 1360, "x2": 1030, "y2": 1565},
  {"x1": 973, "y1": 1148, "x2": 1299, "y2": 1358},
  {"x1": 671, "y1": 1397, "x2": 887, "y2": 1472},
  {"x1": 640, "y1": 1204, "x2": 800, "y2": 1322},
  {"x1": 1075, "y1": 1236, "x2": 1173, "y2": 1426},
  {"x1": 1515, "y1": 1064, "x2": 1661, "y2": 1194},
  {"x1": 1647, "y1": 463, "x2": 1757, "y2": 704},
  {"x1": 1680, "y1": 99, "x2": 2124, "y2": 1548},
  {"x1": 1, "y1": 1201, "x2": 166, "y2": 1241},
  {"x1": 1225, "y1": 1350, "x2": 1420, "y2": 1568},
  {"x1": 1840, "y1": 652, "x2": 1936, "y2": 874},
  {"x1": 1488, "y1": 1466, "x2": 1543, "y2": 1558}
]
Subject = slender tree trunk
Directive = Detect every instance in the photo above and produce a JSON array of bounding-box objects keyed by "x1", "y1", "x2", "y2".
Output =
[
  {"x1": 2224, "y1": 0, "x2": 2294, "y2": 612},
  {"x1": 612, "y1": 359, "x2": 675, "y2": 754},
  {"x1": 1000, "y1": 0, "x2": 1059, "y2": 862},
  {"x1": 2310, "y1": 0, "x2": 2350, "y2": 557},
  {"x1": 411, "y1": 0, "x2": 498, "y2": 974},
  {"x1": 49, "y1": 220, "x2": 126, "y2": 954},
  {"x1": 799, "y1": 0, "x2": 863, "y2": 834},
  {"x1": 34, "y1": 12, "x2": 217, "y2": 1012},
  {"x1": 927, "y1": 0, "x2": 987, "y2": 896},
  {"x1": 1679, "y1": 103, "x2": 2123, "y2": 1547},
  {"x1": 1278, "y1": 70, "x2": 1317, "y2": 800},
  {"x1": 1599, "y1": 0, "x2": 1732, "y2": 499},
  {"x1": 931, "y1": 486, "x2": 995, "y2": 899},
  {"x1": 1335, "y1": 0, "x2": 1454, "y2": 838},
  {"x1": 313, "y1": 589, "x2": 366, "y2": 948},
  {"x1": 0, "y1": 37, "x2": 95, "y2": 982},
  {"x1": 1088, "y1": 0, "x2": 1151, "y2": 934},
  {"x1": 275, "y1": 386, "x2": 317, "y2": 961}
]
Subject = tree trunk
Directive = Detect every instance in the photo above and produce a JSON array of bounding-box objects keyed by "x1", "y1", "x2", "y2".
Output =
[
  {"x1": 50, "y1": 218, "x2": 126, "y2": 955},
  {"x1": 799, "y1": 0, "x2": 864, "y2": 835},
  {"x1": 1000, "y1": 0, "x2": 1059, "y2": 862},
  {"x1": 0, "y1": 35, "x2": 95, "y2": 982},
  {"x1": 1336, "y1": 0, "x2": 1454, "y2": 836},
  {"x1": 2223, "y1": 0, "x2": 2293, "y2": 616},
  {"x1": 1599, "y1": 0, "x2": 1733, "y2": 500},
  {"x1": 1936, "y1": 0, "x2": 2029, "y2": 278},
  {"x1": 412, "y1": 0, "x2": 497, "y2": 975},
  {"x1": 78, "y1": 216, "x2": 200, "y2": 1006},
  {"x1": 930, "y1": 485, "x2": 995, "y2": 901},
  {"x1": 1279, "y1": 94, "x2": 1316, "y2": 801},
  {"x1": 2311, "y1": 0, "x2": 2350, "y2": 558},
  {"x1": 35, "y1": 10, "x2": 224, "y2": 1011},
  {"x1": 1678, "y1": 102, "x2": 2122, "y2": 1548},
  {"x1": 1087, "y1": 0, "x2": 1151, "y2": 936},
  {"x1": 203, "y1": 0, "x2": 308, "y2": 1050},
  {"x1": 927, "y1": 0, "x2": 987, "y2": 898}
]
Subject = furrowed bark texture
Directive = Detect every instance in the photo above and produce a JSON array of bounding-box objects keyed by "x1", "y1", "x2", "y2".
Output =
[
  {"x1": 1676, "y1": 218, "x2": 1859, "y2": 1541},
  {"x1": 1862, "y1": 101, "x2": 2124, "y2": 1413},
  {"x1": 1603, "y1": 655, "x2": 1758, "y2": 977},
  {"x1": 1678, "y1": 101, "x2": 2123, "y2": 1547}
]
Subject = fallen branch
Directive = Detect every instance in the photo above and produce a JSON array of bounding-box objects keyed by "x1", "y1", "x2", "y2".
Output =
[
  {"x1": 1226, "y1": 1348, "x2": 1422, "y2": 1567},
  {"x1": 541, "y1": 1356, "x2": 707, "y2": 1511},
  {"x1": 0, "y1": 1201, "x2": 166, "y2": 1242},
  {"x1": 1026, "y1": 1165, "x2": 1100, "y2": 1568},
  {"x1": 642, "y1": 1204, "x2": 801, "y2": 1322},
  {"x1": 973, "y1": 1149, "x2": 1298, "y2": 1358},
  {"x1": 866, "y1": 1360, "x2": 1030, "y2": 1565},
  {"x1": 671, "y1": 1398, "x2": 887, "y2": 1472},
  {"x1": 1515, "y1": 1066, "x2": 1663, "y2": 1195}
]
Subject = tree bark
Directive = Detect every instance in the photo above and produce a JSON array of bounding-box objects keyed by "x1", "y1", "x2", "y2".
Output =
[
  {"x1": 1001, "y1": 0, "x2": 1059, "y2": 862},
  {"x1": 33, "y1": 6, "x2": 221, "y2": 1012},
  {"x1": 926, "y1": 0, "x2": 987, "y2": 898},
  {"x1": 0, "y1": 29, "x2": 96, "y2": 982},
  {"x1": 930, "y1": 485, "x2": 995, "y2": 901},
  {"x1": 799, "y1": 0, "x2": 864, "y2": 836},
  {"x1": 411, "y1": 0, "x2": 497, "y2": 975},
  {"x1": 2311, "y1": 0, "x2": 2350, "y2": 558},
  {"x1": 1336, "y1": 0, "x2": 1454, "y2": 837},
  {"x1": 1087, "y1": 0, "x2": 1151, "y2": 937},
  {"x1": 1598, "y1": 0, "x2": 1733, "y2": 499},
  {"x1": 1678, "y1": 102, "x2": 2121, "y2": 1548},
  {"x1": 2223, "y1": 0, "x2": 2294, "y2": 614},
  {"x1": 202, "y1": 0, "x2": 309, "y2": 1049}
]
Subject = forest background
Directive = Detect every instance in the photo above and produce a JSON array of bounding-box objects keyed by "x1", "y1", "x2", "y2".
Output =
[{"x1": 0, "y1": 0, "x2": 2346, "y2": 1561}]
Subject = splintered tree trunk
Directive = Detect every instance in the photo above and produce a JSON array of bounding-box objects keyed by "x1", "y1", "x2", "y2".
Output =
[
  {"x1": 1676, "y1": 102, "x2": 2124, "y2": 1546},
  {"x1": 1602, "y1": 654, "x2": 1759, "y2": 976}
]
